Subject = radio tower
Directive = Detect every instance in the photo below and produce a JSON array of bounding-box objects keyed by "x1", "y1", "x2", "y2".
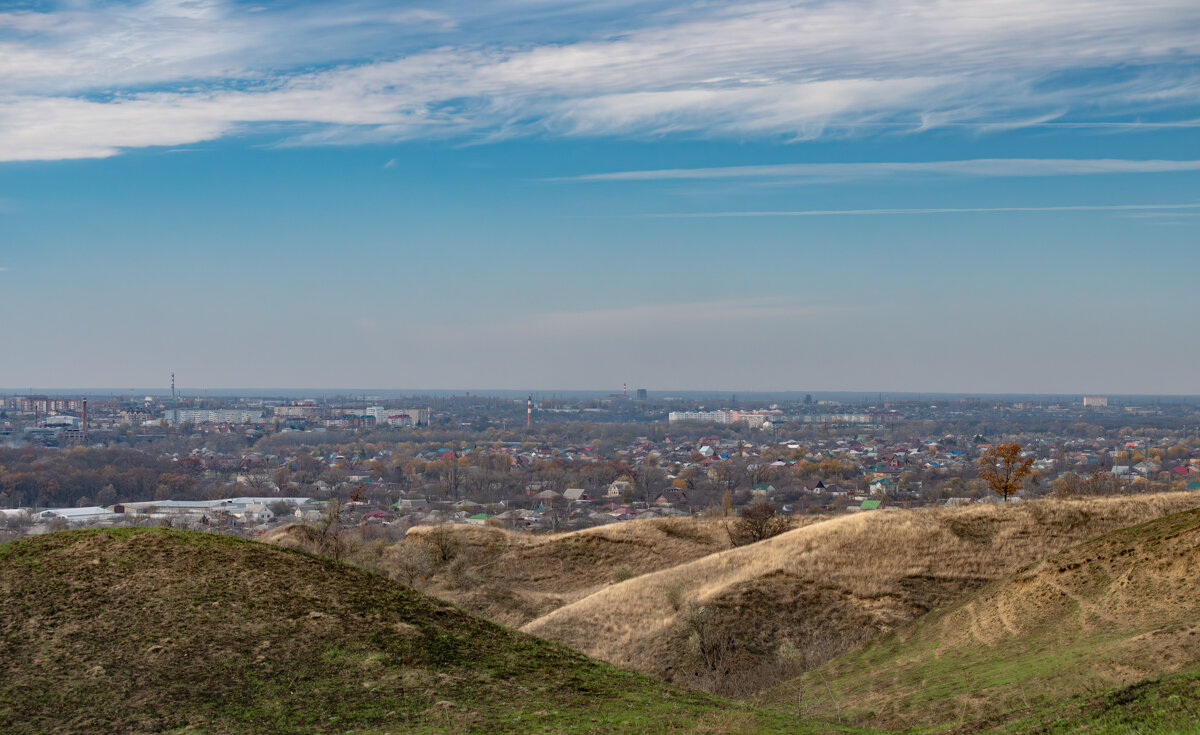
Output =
[{"x1": 526, "y1": 396, "x2": 533, "y2": 428}]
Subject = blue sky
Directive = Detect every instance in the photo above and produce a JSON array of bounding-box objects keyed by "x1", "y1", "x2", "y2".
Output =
[{"x1": 1, "y1": 0, "x2": 1199, "y2": 393}]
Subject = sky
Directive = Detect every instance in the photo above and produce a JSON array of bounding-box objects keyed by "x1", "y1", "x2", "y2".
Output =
[{"x1": 1, "y1": 0, "x2": 1199, "y2": 394}]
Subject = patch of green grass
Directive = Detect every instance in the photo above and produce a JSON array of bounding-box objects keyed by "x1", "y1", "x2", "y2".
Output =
[
  {"x1": 997, "y1": 670, "x2": 1200, "y2": 734},
  {"x1": 0, "y1": 528, "x2": 831, "y2": 734}
]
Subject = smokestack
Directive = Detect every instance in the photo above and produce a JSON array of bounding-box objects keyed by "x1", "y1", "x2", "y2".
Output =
[
  {"x1": 527, "y1": 396, "x2": 533, "y2": 428},
  {"x1": 82, "y1": 397, "x2": 88, "y2": 441}
]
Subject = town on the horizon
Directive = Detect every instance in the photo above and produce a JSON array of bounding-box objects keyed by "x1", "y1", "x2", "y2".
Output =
[{"x1": 4, "y1": 384, "x2": 1199, "y2": 541}]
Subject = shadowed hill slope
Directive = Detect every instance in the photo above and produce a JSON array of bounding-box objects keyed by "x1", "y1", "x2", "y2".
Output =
[
  {"x1": 0, "y1": 528, "x2": 807, "y2": 735},
  {"x1": 772, "y1": 505, "x2": 1200, "y2": 732},
  {"x1": 521, "y1": 492, "x2": 1200, "y2": 697}
]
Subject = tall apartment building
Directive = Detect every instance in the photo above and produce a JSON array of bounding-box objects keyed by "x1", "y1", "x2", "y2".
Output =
[{"x1": 7, "y1": 396, "x2": 82, "y2": 413}]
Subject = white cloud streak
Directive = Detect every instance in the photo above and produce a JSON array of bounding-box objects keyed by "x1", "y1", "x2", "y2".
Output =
[
  {"x1": 645, "y1": 203, "x2": 1200, "y2": 217},
  {"x1": 558, "y1": 158, "x2": 1200, "y2": 182},
  {"x1": 2, "y1": 0, "x2": 1200, "y2": 160}
]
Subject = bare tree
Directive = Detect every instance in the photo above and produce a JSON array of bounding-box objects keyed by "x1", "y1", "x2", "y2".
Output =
[
  {"x1": 388, "y1": 542, "x2": 435, "y2": 585},
  {"x1": 422, "y1": 523, "x2": 459, "y2": 564},
  {"x1": 725, "y1": 500, "x2": 791, "y2": 547},
  {"x1": 1052, "y1": 469, "x2": 1123, "y2": 497}
]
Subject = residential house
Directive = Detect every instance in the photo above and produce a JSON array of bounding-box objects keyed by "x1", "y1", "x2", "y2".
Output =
[
  {"x1": 654, "y1": 490, "x2": 687, "y2": 507},
  {"x1": 606, "y1": 480, "x2": 632, "y2": 498}
]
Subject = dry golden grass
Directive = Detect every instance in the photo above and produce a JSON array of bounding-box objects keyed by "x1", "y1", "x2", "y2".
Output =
[
  {"x1": 772, "y1": 504, "x2": 1200, "y2": 731},
  {"x1": 393, "y1": 516, "x2": 747, "y2": 627},
  {"x1": 521, "y1": 492, "x2": 1200, "y2": 697}
]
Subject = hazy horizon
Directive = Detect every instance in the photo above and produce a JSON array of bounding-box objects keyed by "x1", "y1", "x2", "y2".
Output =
[{"x1": 4, "y1": 387, "x2": 1199, "y2": 405}]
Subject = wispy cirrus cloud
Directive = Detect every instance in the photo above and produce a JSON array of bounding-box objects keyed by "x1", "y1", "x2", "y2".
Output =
[
  {"x1": 557, "y1": 158, "x2": 1200, "y2": 182},
  {"x1": 644, "y1": 203, "x2": 1200, "y2": 217},
  {"x1": 2, "y1": 0, "x2": 1200, "y2": 161}
]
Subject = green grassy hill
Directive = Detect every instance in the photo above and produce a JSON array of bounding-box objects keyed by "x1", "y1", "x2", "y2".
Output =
[
  {"x1": 0, "y1": 528, "x2": 809, "y2": 735},
  {"x1": 768, "y1": 506, "x2": 1200, "y2": 733}
]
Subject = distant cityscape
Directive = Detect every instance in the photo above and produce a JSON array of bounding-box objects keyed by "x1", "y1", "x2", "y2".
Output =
[
  {"x1": 4, "y1": 386, "x2": 1191, "y2": 443},
  {"x1": 3, "y1": 384, "x2": 1199, "y2": 542}
]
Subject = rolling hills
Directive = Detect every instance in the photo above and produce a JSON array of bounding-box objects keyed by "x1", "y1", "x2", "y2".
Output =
[
  {"x1": 397, "y1": 516, "x2": 738, "y2": 627},
  {"x1": 771, "y1": 505, "x2": 1200, "y2": 732},
  {"x1": 520, "y1": 492, "x2": 1200, "y2": 696},
  {"x1": 0, "y1": 528, "x2": 806, "y2": 734},
  {"x1": 5, "y1": 494, "x2": 1199, "y2": 734}
]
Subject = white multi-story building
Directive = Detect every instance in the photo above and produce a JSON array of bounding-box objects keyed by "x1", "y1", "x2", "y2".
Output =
[
  {"x1": 800, "y1": 413, "x2": 874, "y2": 425},
  {"x1": 669, "y1": 410, "x2": 739, "y2": 424},
  {"x1": 164, "y1": 409, "x2": 265, "y2": 425},
  {"x1": 668, "y1": 409, "x2": 784, "y2": 426},
  {"x1": 364, "y1": 406, "x2": 429, "y2": 426},
  {"x1": 1082, "y1": 396, "x2": 1108, "y2": 407}
]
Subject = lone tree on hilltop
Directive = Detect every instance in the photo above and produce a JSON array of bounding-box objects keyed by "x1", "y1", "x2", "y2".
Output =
[
  {"x1": 726, "y1": 500, "x2": 791, "y2": 547},
  {"x1": 978, "y1": 442, "x2": 1034, "y2": 502}
]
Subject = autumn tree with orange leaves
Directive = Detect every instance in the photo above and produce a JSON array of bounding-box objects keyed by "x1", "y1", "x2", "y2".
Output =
[{"x1": 977, "y1": 442, "x2": 1034, "y2": 502}]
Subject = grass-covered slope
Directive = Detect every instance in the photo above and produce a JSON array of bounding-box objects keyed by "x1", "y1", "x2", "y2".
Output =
[
  {"x1": 522, "y1": 492, "x2": 1200, "y2": 697},
  {"x1": 0, "y1": 528, "x2": 806, "y2": 735},
  {"x1": 994, "y1": 670, "x2": 1200, "y2": 734},
  {"x1": 771, "y1": 505, "x2": 1200, "y2": 732}
]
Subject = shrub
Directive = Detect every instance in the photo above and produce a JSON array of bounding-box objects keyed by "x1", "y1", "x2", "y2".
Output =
[
  {"x1": 664, "y1": 578, "x2": 690, "y2": 612},
  {"x1": 423, "y1": 523, "x2": 459, "y2": 564},
  {"x1": 385, "y1": 542, "x2": 435, "y2": 585},
  {"x1": 725, "y1": 501, "x2": 791, "y2": 547},
  {"x1": 612, "y1": 566, "x2": 639, "y2": 583},
  {"x1": 443, "y1": 555, "x2": 480, "y2": 590},
  {"x1": 679, "y1": 603, "x2": 738, "y2": 675}
]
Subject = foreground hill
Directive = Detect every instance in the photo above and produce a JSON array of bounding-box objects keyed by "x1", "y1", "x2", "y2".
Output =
[
  {"x1": 521, "y1": 492, "x2": 1200, "y2": 696},
  {"x1": 0, "y1": 528, "x2": 805, "y2": 734},
  {"x1": 773, "y1": 505, "x2": 1200, "y2": 732}
]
